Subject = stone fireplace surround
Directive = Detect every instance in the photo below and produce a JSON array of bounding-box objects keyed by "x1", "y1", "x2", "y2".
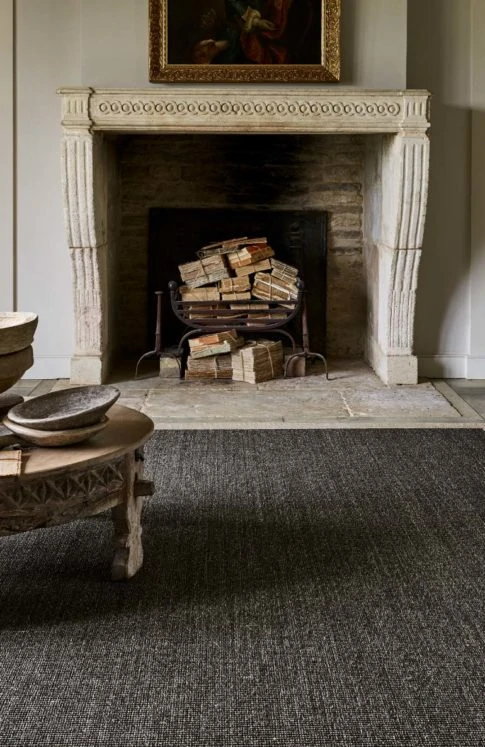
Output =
[{"x1": 58, "y1": 87, "x2": 430, "y2": 385}]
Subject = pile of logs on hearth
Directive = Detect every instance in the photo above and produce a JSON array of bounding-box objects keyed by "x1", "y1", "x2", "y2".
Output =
[{"x1": 178, "y1": 236, "x2": 297, "y2": 382}]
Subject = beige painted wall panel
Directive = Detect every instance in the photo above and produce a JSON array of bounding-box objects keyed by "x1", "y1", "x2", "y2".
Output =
[
  {"x1": 12, "y1": 0, "x2": 410, "y2": 378},
  {"x1": 469, "y1": 0, "x2": 485, "y2": 376},
  {"x1": 80, "y1": 0, "x2": 148, "y2": 87},
  {"x1": 0, "y1": 0, "x2": 14, "y2": 310},
  {"x1": 408, "y1": 0, "x2": 471, "y2": 370},
  {"x1": 16, "y1": 0, "x2": 82, "y2": 377},
  {"x1": 79, "y1": 0, "x2": 407, "y2": 89},
  {"x1": 341, "y1": 0, "x2": 407, "y2": 88}
]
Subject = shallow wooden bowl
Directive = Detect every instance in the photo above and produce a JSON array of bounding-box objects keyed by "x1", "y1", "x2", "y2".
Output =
[
  {"x1": 0, "y1": 312, "x2": 38, "y2": 355},
  {"x1": 0, "y1": 423, "x2": 18, "y2": 448},
  {"x1": 0, "y1": 346, "x2": 34, "y2": 394},
  {"x1": 7, "y1": 385, "x2": 120, "y2": 431},
  {"x1": 2, "y1": 415, "x2": 108, "y2": 447},
  {"x1": 0, "y1": 393, "x2": 23, "y2": 419}
]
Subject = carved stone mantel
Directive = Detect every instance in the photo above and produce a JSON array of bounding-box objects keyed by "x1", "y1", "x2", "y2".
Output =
[
  {"x1": 59, "y1": 87, "x2": 429, "y2": 134},
  {"x1": 58, "y1": 87, "x2": 431, "y2": 385}
]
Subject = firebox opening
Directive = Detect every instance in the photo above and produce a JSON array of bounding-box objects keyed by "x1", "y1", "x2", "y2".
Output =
[{"x1": 147, "y1": 208, "x2": 328, "y2": 355}]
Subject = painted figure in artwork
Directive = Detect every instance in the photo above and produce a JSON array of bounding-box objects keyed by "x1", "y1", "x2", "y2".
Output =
[{"x1": 193, "y1": 0, "x2": 314, "y2": 65}]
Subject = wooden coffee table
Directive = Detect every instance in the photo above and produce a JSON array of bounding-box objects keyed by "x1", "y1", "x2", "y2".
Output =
[{"x1": 0, "y1": 404, "x2": 154, "y2": 580}]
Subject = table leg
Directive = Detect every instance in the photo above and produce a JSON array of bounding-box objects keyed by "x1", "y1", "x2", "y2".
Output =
[{"x1": 111, "y1": 451, "x2": 145, "y2": 580}]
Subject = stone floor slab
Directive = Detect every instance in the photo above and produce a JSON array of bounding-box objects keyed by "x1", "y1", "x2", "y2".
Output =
[{"x1": 10, "y1": 361, "x2": 485, "y2": 430}]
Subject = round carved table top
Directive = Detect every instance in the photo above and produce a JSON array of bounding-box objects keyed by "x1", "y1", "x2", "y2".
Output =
[{"x1": 2, "y1": 404, "x2": 154, "y2": 481}]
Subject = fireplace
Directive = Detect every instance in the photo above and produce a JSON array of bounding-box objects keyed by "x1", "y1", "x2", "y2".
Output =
[{"x1": 58, "y1": 87, "x2": 430, "y2": 385}]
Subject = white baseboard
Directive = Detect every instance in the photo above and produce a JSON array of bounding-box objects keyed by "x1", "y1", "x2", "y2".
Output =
[
  {"x1": 24, "y1": 356, "x2": 71, "y2": 380},
  {"x1": 419, "y1": 355, "x2": 485, "y2": 380},
  {"x1": 418, "y1": 355, "x2": 467, "y2": 379},
  {"x1": 465, "y1": 356, "x2": 485, "y2": 380}
]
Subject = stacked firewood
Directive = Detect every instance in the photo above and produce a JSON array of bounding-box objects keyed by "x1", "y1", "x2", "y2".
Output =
[
  {"x1": 185, "y1": 333, "x2": 285, "y2": 383},
  {"x1": 177, "y1": 236, "x2": 300, "y2": 382},
  {"x1": 178, "y1": 254, "x2": 230, "y2": 289},
  {"x1": 185, "y1": 354, "x2": 233, "y2": 380},
  {"x1": 185, "y1": 330, "x2": 244, "y2": 380},
  {"x1": 232, "y1": 340, "x2": 284, "y2": 384},
  {"x1": 177, "y1": 236, "x2": 300, "y2": 308}
]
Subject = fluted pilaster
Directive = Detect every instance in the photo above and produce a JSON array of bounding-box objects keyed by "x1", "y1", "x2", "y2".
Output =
[
  {"x1": 388, "y1": 248, "x2": 421, "y2": 354},
  {"x1": 60, "y1": 122, "x2": 110, "y2": 383},
  {"x1": 70, "y1": 246, "x2": 106, "y2": 354}
]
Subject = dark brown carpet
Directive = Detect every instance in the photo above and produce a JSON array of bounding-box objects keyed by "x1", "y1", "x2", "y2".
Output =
[{"x1": 0, "y1": 429, "x2": 484, "y2": 746}]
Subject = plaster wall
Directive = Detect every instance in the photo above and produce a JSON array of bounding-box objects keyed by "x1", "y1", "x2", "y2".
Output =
[
  {"x1": 469, "y1": 0, "x2": 485, "y2": 377},
  {"x1": 15, "y1": 0, "x2": 82, "y2": 377},
  {"x1": 408, "y1": 0, "x2": 473, "y2": 377},
  {"x1": 0, "y1": 0, "x2": 14, "y2": 311},
  {"x1": 7, "y1": 0, "x2": 483, "y2": 379},
  {"x1": 9, "y1": 0, "x2": 408, "y2": 377}
]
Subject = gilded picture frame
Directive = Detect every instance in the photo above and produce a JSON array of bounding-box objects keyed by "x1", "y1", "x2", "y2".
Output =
[{"x1": 149, "y1": 0, "x2": 341, "y2": 83}]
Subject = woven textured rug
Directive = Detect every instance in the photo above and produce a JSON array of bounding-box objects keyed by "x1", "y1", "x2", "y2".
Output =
[{"x1": 0, "y1": 429, "x2": 484, "y2": 746}]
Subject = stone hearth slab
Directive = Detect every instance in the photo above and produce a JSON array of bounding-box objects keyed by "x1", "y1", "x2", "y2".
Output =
[{"x1": 11, "y1": 362, "x2": 484, "y2": 429}]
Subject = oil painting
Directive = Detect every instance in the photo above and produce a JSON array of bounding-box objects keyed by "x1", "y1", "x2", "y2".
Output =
[{"x1": 149, "y1": 0, "x2": 341, "y2": 82}]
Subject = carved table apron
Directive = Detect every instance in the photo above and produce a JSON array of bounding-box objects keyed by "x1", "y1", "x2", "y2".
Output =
[{"x1": 0, "y1": 405, "x2": 154, "y2": 580}]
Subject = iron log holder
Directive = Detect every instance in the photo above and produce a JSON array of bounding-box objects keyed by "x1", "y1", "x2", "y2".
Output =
[
  {"x1": 137, "y1": 283, "x2": 329, "y2": 381},
  {"x1": 169, "y1": 280, "x2": 305, "y2": 379}
]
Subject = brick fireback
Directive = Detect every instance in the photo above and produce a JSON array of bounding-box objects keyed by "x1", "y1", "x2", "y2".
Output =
[{"x1": 116, "y1": 133, "x2": 365, "y2": 359}]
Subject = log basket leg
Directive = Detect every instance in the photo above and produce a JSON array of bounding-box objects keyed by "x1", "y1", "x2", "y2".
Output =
[
  {"x1": 135, "y1": 291, "x2": 181, "y2": 378},
  {"x1": 284, "y1": 295, "x2": 329, "y2": 379}
]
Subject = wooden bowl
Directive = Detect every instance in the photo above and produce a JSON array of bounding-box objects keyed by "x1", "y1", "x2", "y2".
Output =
[
  {"x1": 7, "y1": 385, "x2": 120, "y2": 431},
  {"x1": 0, "y1": 346, "x2": 34, "y2": 394},
  {"x1": 0, "y1": 312, "x2": 38, "y2": 355},
  {"x1": 3, "y1": 415, "x2": 108, "y2": 447}
]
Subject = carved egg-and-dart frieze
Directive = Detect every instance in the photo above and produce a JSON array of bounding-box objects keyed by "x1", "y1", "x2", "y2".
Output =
[{"x1": 93, "y1": 98, "x2": 402, "y2": 119}]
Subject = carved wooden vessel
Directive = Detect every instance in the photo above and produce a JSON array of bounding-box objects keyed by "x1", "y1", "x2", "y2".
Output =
[
  {"x1": 8, "y1": 384, "x2": 120, "y2": 430},
  {"x1": 0, "y1": 312, "x2": 38, "y2": 355},
  {"x1": 0, "y1": 405, "x2": 155, "y2": 580}
]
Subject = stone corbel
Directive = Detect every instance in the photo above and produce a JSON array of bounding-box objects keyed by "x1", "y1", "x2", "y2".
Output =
[
  {"x1": 69, "y1": 246, "x2": 109, "y2": 384},
  {"x1": 366, "y1": 131, "x2": 429, "y2": 384}
]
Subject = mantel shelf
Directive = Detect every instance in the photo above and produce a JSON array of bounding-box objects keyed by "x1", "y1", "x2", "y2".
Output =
[{"x1": 58, "y1": 87, "x2": 431, "y2": 135}]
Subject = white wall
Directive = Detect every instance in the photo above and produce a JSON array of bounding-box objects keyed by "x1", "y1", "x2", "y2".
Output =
[
  {"x1": 0, "y1": 0, "x2": 15, "y2": 312},
  {"x1": 408, "y1": 0, "x2": 473, "y2": 378},
  {"x1": 10, "y1": 0, "x2": 410, "y2": 378},
  {"x1": 340, "y1": 0, "x2": 407, "y2": 88},
  {"x1": 10, "y1": 0, "x2": 485, "y2": 380},
  {"x1": 79, "y1": 0, "x2": 148, "y2": 87},
  {"x1": 469, "y1": 0, "x2": 485, "y2": 377},
  {"x1": 16, "y1": 0, "x2": 82, "y2": 377}
]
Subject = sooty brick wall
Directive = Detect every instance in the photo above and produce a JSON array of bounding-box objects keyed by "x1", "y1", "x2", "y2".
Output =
[{"x1": 117, "y1": 134, "x2": 365, "y2": 358}]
